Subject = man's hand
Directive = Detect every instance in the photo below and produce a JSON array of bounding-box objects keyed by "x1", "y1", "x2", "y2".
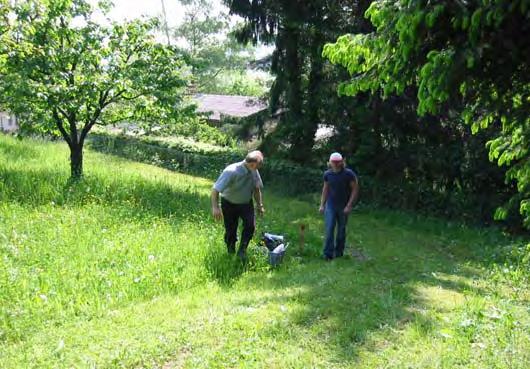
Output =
[
  {"x1": 319, "y1": 205, "x2": 325, "y2": 214},
  {"x1": 343, "y1": 205, "x2": 353, "y2": 214},
  {"x1": 257, "y1": 204, "x2": 265, "y2": 217},
  {"x1": 212, "y1": 206, "x2": 223, "y2": 221}
]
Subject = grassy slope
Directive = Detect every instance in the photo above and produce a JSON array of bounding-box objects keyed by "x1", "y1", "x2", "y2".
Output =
[{"x1": 0, "y1": 135, "x2": 528, "y2": 368}]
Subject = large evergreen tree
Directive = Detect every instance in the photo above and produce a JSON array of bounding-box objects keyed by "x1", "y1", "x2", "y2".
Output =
[{"x1": 225, "y1": 0, "x2": 372, "y2": 162}]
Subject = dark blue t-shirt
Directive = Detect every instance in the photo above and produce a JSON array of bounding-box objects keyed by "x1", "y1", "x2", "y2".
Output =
[{"x1": 324, "y1": 168, "x2": 357, "y2": 210}]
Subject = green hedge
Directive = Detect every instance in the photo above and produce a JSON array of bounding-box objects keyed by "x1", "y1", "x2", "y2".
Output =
[
  {"x1": 88, "y1": 132, "x2": 517, "y2": 226},
  {"x1": 88, "y1": 133, "x2": 323, "y2": 195}
]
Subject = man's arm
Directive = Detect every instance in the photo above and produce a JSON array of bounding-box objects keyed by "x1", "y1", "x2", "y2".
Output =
[
  {"x1": 211, "y1": 168, "x2": 233, "y2": 221},
  {"x1": 319, "y1": 182, "x2": 329, "y2": 213},
  {"x1": 254, "y1": 186, "x2": 265, "y2": 216},
  {"x1": 344, "y1": 177, "x2": 359, "y2": 214},
  {"x1": 211, "y1": 189, "x2": 223, "y2": 221},
  {"x1": 253, "y1": 170, "x2": 264, "y2": 216}
]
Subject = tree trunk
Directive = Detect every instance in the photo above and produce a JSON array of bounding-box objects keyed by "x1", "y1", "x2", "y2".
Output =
[
  {"x1": 282, "y1": 25, "x2": 306, "y2": 162},
  {"x1": 300, "y1": 32, "x2": 324, "y2": 161},
  {"x1": 70, "y1": 144, "x2": 83, "y2": 180},
  {"x1": 289, "y1": 31, "x2": 324, "y2": 164},
  {"x1": 285, "y1": 26, "x2": 302, "y2": 119}
]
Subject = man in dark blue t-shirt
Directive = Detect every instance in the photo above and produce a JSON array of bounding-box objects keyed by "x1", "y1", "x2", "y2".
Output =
[{"x1": 319, "y1": 152, "x2": 359, "y2": 260}]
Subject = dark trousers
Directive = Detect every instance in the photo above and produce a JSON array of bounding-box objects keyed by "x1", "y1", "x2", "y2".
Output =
[{"x1": 221, "y1": 198, "x2": 255, "y2": 253}]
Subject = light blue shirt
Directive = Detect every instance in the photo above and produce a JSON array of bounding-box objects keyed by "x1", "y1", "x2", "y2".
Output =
[{"x1": 213, "y1": 161, "x2": 263, "y2": 204}]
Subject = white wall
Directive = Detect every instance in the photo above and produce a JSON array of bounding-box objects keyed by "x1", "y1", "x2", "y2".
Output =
[{"x1": 0, "y1": 112, "x2": 18, "y2": 132}]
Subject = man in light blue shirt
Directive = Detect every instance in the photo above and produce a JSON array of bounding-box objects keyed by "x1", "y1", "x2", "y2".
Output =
[{"x1": 211, "y1": 151, "x2": 265, "y2": 260}]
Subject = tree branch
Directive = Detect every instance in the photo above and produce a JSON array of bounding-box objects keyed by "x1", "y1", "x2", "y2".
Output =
[
  {"x1": 120, "y1": 93, "x2": 145, "y2": 101},
  {"x1": 104, "y1": 89, "x2": 126, "y2": 106},
  {"x1": 53, "y1": 109, "x2": 72, "y2": 148},
  {"x1": 79, "y1": 118, "x2": 97, "y2": 146},
  {"x1": 56, "y1": 106, "x2": 72, "y2": 121},
  {"x1": 80, "y1": 105, "x2": 103, "y2": 146},
  {"x1": 79, "y1": 89, "x2": 110, "y2": 145}
]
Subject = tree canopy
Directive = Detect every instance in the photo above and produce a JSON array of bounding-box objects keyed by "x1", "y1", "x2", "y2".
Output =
[
  {"x1": 323, "y1": 0, "x2": 530, "y2": 227},
  {"x1": 224, "y1": 0, "x2": 525, "y2": 229},
  {"x1": 173, "y1": 0, "x2": 263, "y2": 95},
  {"x1": 0, "y1": 0, "x2": 191, "y2": 179}
]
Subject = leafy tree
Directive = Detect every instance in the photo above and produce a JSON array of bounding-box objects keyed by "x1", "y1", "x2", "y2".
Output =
[
  {"x1": 0, "y1": 0, "x2": 191, "y2": 179},
  {"x1": 0, "y1": 0, "x2": 7, "y2": 34},
  {"x1": 203, "y1": 70, "x2": 271, "y2": 97},
  {"x1": 173, "y1": 0, "x2": 255, "y2": 92},
  {"x1": 324, "y1": 0, "x2": 530, "y2": 227},
  {"x1": 224, "y1": 0, "x2": 519, "y2": 227},
  {"x1": 0, "y1": 0, "x2": 9, "y2": 82}
]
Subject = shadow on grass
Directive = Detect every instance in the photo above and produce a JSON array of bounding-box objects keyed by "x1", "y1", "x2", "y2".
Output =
[
  {"x1": 2, "y1": 137, "x2": 524, "y2": 366},
  {"x1": 0, "y1": 164, "x2": 211, "y2": 225},
  {"x1": 232, "y1": 207, "x2": 518, "y2": 365},
  {"x1": 203, "y1": 247, "x2": 246, "y2": 286}
]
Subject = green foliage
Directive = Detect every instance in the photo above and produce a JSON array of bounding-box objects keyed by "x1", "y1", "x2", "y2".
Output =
[
  {"x1": 216, "y1": 109, "x2": 268, "y2": 141},
  {"x1": 323, "y1": 0, "x2": 530, "y2": 228},
  {"x1": 225, "y1": 0, "x2": 524, "y2": 229},
  {"x1": 150, "y1": 115, "x2": 236, "y2": 147},
  {"x1": 0, "y1": 1, "x2": 7, "y2": 84},
  {"x1": 88, "y1": 131, "x2": 323, "y2": 195},
  {"x1": 0, "y1": 0, "x2": 7, "y2": 38},
  {"x1": 202, "y1": 70, "x2": 272, "y2": 97},
  {"x1": 88, "y1": 132, "x2": 238, "y2": 178},
  {"x1": 227, "y1": 0, "x2": 373, "y2": 163},
  {"x1": 171, "y1": 0, "x2": 273, "y2": 101},
  {"x1": 0, "y1": 0, "x2": 191, "y2": 178},
  {"x1": 174, "y1": 0, "x2": 259, "y2": 93}
]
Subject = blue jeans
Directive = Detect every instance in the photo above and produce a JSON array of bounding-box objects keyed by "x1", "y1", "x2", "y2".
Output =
[{"x1": 323, "y1": 204, "x2": 348, "y2": 258}]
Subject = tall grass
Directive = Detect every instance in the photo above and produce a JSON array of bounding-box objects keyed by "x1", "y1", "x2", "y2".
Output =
[
  {"x1": 0, "y1": 136, "x2": 266, "y2": 342},
  {"x1": 0, "y1": 135, "x2": 528, "y2": 368}
]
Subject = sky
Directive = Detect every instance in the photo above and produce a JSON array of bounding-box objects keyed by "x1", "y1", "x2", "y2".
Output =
[{"x1": 92, "y1": 0, "x2": 212, "y2": 27}]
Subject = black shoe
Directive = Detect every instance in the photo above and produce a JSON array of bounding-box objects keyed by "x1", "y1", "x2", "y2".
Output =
[
  {"x1": 323, "y1": 255, "x2": 333, "y2": 261},
  {"x1": 237, "y1": 248, "x2": 247, "y2": 262},
  {"x1": 227, "y1": 244, "x2": 236, "y2": 254}
]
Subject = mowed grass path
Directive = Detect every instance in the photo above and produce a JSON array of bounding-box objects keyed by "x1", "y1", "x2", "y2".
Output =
[{"x1": 0, "y1": 135, "x2": 528, "y2": 368}]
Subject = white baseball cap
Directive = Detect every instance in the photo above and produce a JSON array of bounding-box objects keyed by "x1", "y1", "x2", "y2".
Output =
[{"x1": 329, "y1": 152, "x2": 343, "y2": 162}]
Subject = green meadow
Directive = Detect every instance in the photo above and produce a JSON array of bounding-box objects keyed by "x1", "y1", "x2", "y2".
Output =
[{"x1": 0, "y1": 135, "x2": 528, "y2": 368}]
